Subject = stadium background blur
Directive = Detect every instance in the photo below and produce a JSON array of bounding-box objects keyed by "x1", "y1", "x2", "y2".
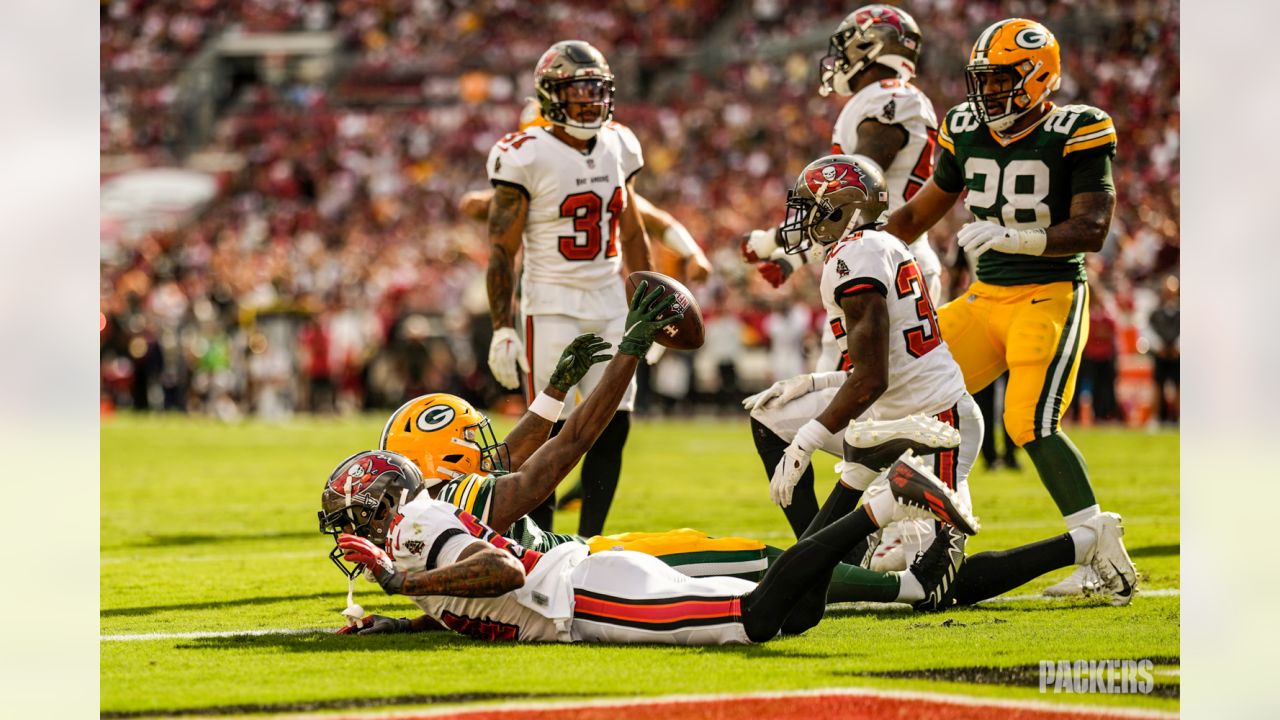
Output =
[{"x1": 99, "y1": 0, "x2": 1179, "y2": 430}]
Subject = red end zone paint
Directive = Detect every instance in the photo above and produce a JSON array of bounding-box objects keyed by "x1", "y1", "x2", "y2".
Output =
[{"x1": 321, "y1": 690, "x2": 1174, "y2": 720}]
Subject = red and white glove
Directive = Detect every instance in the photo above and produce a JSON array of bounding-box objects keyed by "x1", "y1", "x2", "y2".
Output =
[
  {"x1": 957, "y1": 220, "x2": 1046, "y2": 261},
  {"x1": 756, "y1": 258, "x2": 795, "y2": 288},
  {"x1": 338, "y1": 534, "x2": 395, "y2": 577},
  {"x1": 740, "y1": 228, "x2": 778, "y2": 263}
]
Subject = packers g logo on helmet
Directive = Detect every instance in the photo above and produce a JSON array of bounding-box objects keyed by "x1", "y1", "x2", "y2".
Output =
[
  {"x1": 416, "y1": 405, "x2": 457, "y2": 432},
  {"x1": 381, "y1": 393, "x2": 511, "y2": 488},
  {"x1": 1014, "y1": 27, "x2": 1048, "y2": 49}
]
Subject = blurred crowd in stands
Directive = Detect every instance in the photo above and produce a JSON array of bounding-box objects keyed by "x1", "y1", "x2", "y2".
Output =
[{"x1": 101, "y1": 0, "x2": 1178, "y2": 426}]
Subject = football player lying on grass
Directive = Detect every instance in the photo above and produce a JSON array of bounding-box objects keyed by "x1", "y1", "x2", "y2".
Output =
[{"x1": 327, "y1": 447, "x2": 978, "y2": 643}]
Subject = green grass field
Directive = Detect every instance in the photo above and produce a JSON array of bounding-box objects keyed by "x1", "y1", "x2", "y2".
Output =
[{"x1": 101, "y1": 414, "x2": 1178, "y2": 717}]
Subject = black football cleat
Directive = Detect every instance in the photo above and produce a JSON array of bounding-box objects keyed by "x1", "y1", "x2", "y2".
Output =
[
  {"x1": 909, "y1": 524, "x2": 967, "y2": 611},
  {"x1": 884, "y1": 450, "x2": 980, "y2": 535}
]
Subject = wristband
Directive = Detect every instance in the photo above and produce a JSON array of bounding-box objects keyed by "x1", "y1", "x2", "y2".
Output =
[
  {"x1": 1018, "y1": 228, "x2": 1047, "y2": 256},
  {"x1": 794, "y1": 419, "x2": 835, "y2": 454},
  {"x1": 662, "y1": 223, "x2": 698, "y2": 259},
  {"x1": 529, "y1": 392, "x2": 565, "y2": 422}
]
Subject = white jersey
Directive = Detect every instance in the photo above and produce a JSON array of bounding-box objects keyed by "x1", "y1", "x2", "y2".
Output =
[
  {"x1": 383, "y1": 496, "x2": 755, "y2": 645},
  {"x1": 486, "y1": 122, "x2": 644, "y2": 320},
  {"x1": 389, "y1": 496, "x2": 586, "y2": 643},
  {"x1": 832, "y1": 79, "x2": 942, "y2": 289},
  {"x1": 819, "y1": 228, "x2": 965, "y2": 419}
]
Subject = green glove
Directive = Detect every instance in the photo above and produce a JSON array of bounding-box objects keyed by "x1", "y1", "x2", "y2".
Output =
[
  {"x1": 618, "y1": 281, "x2": 684, "y2": 357},
  {"x1": 549, "y1": 333, "x2": 614, "y2": 393}
]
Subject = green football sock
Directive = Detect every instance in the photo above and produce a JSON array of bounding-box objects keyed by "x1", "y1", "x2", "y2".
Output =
[
  {"x1": 1024, "y1": 431, "x2": 1097, "y2": 516},
  {"x1": 826, "y1": 561, "x2": 901, "y2": 603},
  {"x1": 763, "y1": 540, "x2": 901, "y2": 603}
]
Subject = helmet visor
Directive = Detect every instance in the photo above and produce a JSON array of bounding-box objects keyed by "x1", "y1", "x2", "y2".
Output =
[
  {"x1": 965, "y1": 64, "x2": 1025, "y2": 125},
  {"x1": 550, "y1": 77, "x2": 614, "y2": 128},
  {"x1": 466, "y1": 417, "x2": 511, "y2": 475},
  {"x1": 780, "y1": 191, "x2": 822, "y2": 255}
]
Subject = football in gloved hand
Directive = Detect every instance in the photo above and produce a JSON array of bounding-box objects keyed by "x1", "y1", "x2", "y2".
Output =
[{"x1": 625, "y1": 271, "x2": 704, "y2": 350}]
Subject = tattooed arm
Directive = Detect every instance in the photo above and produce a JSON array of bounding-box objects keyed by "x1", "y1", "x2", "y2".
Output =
[
  {"x1": 486, "y1": 184, "x2": 529, "y2": 329},
  {"x1": 381, "y1": 542, "x2": 525, "y2": 598},
  {"x1": 1041, "y1": 191, "x2": 1115, "y2": 255}
]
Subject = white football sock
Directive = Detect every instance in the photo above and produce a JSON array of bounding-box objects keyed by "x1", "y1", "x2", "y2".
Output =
[
  {"x1": 839, "y1": 462, "x2": 879, "y2": 492},
  {"x1": 1063, "y1": 504, "x2": 1101, "y2": 529},
  {"x1": 895, "y1": 570, "x2": 924, "y2": 603},
  {"x1": 1068, "y1": 525, "x2": 1097, "y2": 565},
  {"x1": 865, "y1": 490, "x2": 896, "y2": 528}
]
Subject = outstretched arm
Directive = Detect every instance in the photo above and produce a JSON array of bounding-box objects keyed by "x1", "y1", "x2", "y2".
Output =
[
  {"x1": 486, "y1": 285, "x2": 679, "y2": 530},
  {"x1": 501, "y1": 334, "x2": 613, "y2": 471}
]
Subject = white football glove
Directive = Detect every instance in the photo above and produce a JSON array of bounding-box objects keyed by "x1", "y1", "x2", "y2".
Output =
[
  {"x1": 743, "y1": 372, "x2": 847, "y2": 413},
  {"x1": 769, "y1": 419, "x2": 835, "y2": 508},
  {"x1": 956, "y1": 220, "x2": 1047, "y2": 261},
  {"x1": 488, "y1": 327, "x2": 528, "y2": 390},
  {"x1": 743, "y1": 375, "x2": 813, "y2": 413}
]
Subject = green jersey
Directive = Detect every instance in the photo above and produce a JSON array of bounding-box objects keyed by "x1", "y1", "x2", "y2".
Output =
[
  {"x1": 436, "y1": 473, "x2": 583, "y2": 552},
  {"x1": 933, "y1": 102, "x2": 1117, "y2": 286}
]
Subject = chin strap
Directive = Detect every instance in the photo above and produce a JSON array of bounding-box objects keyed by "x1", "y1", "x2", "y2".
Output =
[{"x1": 341, "y1": 575, "x2": 366, "y2": 629}]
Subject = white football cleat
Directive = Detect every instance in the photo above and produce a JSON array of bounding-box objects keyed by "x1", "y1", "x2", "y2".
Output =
[
  {"x1": 868, "y1": 518, "x2": 935, "y2": 572},
  {"x1": 1043, "y1": 564, "x2": 1103, "y2": 597},
  {"x1": 845, "y1": 415, "x2": 961, "y2": 466},
  {"x1": 1082, "y1": 512, "x2": 1138, "y2": 606}
]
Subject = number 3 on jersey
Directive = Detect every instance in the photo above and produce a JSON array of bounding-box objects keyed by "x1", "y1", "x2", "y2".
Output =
[
  {"x1": 559, "y1": 187, "x2": 624, "y2": 261},
  {"x1": 895, "y1": 260, "x2": 941, "y2": 358}
]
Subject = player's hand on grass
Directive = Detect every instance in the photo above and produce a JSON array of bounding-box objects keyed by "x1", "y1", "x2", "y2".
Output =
[
  {"x1": 769, "y1": 419, "x2": 835, "y2": 508},
  {"x1": 743, "y1": 375, "x2": 817, "y2": 412},
  {"x1": 488, "y1": 327, "x2": 529, "y2": 390},
  {"x1": 550, "y1": 333, "x2": 613, "y2": 393},
  {"x1": 957, "y1": 220, "x2": 1046, "y2": 260},
  {"x1": 337, "y1": 614, "x2": 412, "y2": 636},
  {"x1": 618, "y1": 281, "x2": 683, "y2": 357}
]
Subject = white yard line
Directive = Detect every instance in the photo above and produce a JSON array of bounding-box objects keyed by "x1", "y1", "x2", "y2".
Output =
[{"x1": 101, "y1": 589, "x2": 1180, "y2": 642}]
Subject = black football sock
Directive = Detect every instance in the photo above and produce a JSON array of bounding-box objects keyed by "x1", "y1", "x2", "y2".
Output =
[
  {"x1": 577, "y1": 410, "x2": 630, "y2": 537},
  {"x1": 951, "y1": 533, "x2": 1075, "y2": 606},
  {"x1": 778, "y1": 482, "x2": 868, "y2": 632},
  {"x1": 741, "y1": 506, "x2": 878, "y2": 642},
  {"x1": 1024, "y1": 431, "x2": 1097, "y2": 516},
  {"x1": 750, "y1": 417, "x2": 818, "y2": 539}
]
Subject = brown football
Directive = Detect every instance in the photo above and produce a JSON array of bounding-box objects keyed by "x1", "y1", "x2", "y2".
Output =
[{"x1": 625, "y1": 271, "x2": 705, "y2": 350}]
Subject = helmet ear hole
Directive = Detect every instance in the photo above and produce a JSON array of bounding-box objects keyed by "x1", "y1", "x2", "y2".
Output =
[{"x1": 442, "y1": 454, "x2": 464, "y2": 464}]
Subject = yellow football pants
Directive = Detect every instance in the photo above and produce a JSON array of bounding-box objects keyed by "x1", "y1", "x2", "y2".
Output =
[{"x1": 937, "y1": 280, "x2": 1089, "y2": 447}]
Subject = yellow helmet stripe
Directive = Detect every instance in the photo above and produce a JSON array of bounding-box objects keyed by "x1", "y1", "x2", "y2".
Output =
[{"x1": 973, "y1": 19, "x2": 1014, "y2": 62}]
